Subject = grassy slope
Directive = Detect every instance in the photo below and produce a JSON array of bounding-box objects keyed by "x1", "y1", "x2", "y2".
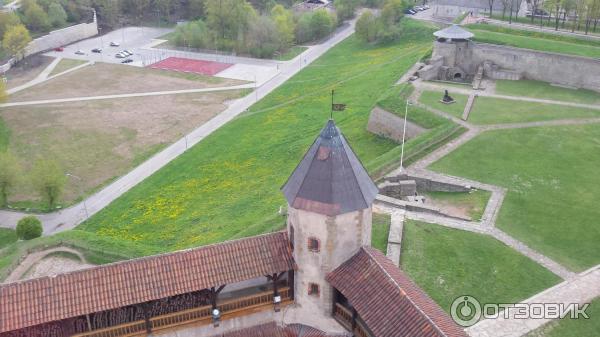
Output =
[
  {"x1": 466, "y1": 24, "x2": 600, "y2": 58},
  {"x1": 468, "y1": 97, "x2": 600, "y2": 124},
  {"x1": 371, "y1": 213, "x2": 391, "y2": 253},
  {"x1": 0, "y1": 115, "x2": 8, "y2": 151},
  {"x1": 526, "y1": 297, "x2": 600, "y2": 337},
  {"x1": 430, "y1": 125, "x2": 600, "y2": 271},
  {"x1": 0, "y1": 228, "x2": 17, "y2": 248},
  {"x1": 77, "y1": 20, "x2": 437, "y2": 252},
  {"x1": 401, "y1": 220, "x2": 561, "y2": 313},
  {"x1": 419, "y1": 90, "x2": 469, "y2": 119},
  {"x1": 495, "y1": 80, "x2": 600, "y2": 105}
]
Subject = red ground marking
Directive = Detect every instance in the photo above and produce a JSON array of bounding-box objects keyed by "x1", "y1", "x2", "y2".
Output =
[{"x1": 149, "y1": 57, "x2": 233, "y2": 76}]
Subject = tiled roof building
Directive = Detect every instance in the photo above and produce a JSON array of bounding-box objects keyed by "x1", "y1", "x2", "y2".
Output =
[{"x1": 0, "y1": 120, "x2": 467, "y2": 337}]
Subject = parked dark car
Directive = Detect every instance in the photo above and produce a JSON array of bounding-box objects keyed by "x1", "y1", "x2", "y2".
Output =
[
  {"x1": 54, "y1": 47, "x2": 64, "y2": 52},
  {"x1": 121, "y1": 59, "x2": 133, "y2": 64},
  {"x1": 91, "y1": 48, "x2": 102, "y2": 53},
  {"x1": 404, "y1": 8, "x2": 417, "y2": 14}
]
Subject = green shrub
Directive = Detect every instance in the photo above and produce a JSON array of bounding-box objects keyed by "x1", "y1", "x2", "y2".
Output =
[{"x1": 16, "y1": 216, "x2": 43, "y2": 240}]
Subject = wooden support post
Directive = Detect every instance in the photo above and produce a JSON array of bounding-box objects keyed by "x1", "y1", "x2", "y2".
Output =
[
  {"x1": 288, "y1": 270, "x2": 295, "y2": 299},
  {"x1": 86, "y1": 314, "x2": 92, "y2": 332},
  {"x1": 351, "y1": 307, "x2": 358, "y2": 331},
  {"x1": 142, "y1": 303, "x2": 152, "y2": 334}
]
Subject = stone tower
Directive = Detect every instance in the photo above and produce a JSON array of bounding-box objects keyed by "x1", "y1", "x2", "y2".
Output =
[{"x1": 281, "y1": 120, "x2": 378, "y2": 317}]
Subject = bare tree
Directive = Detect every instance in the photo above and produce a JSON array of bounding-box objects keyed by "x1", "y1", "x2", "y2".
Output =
[{"x1": 489, "y1": 0, "x2": 496, "y2": 17}]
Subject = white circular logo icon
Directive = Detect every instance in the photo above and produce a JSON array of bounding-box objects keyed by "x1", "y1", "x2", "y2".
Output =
[{"x1": 451, "y1": 295, "x2": 482, "y2": 327}]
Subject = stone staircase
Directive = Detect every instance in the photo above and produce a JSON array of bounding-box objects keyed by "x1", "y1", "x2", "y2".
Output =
[{"x1": 462, "y1": 93, "x2": 476, "y2": 121}]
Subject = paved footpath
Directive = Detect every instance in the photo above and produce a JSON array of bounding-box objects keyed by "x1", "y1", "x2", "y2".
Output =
[
  {"x1": 467, "y1": 264, "x2": 600, "y2": 337},
  {"x1": 0, "y1": 19, "x2": 358, "y2": 233}
]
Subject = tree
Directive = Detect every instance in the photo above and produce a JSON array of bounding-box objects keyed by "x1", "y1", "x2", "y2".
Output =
[
  {"x1": 310, "y1": 9, "x2": 335, "y2": 40},
  {"x1": 48, "y1": 2, "x2": 68, "y2": 28},
  {"x1": 0, "y1": 152, "x2": 19, "y2": 207},
  {"x1": 380, "y1": 0, "x2": 406, "y2": 25},
  {"x1": 488, "y1": 0, "x2": 496, "y2": 17},
  {"x1": 334, "y1": 0, "x2": 361, "y2": 22},
  {"x1": 356, "y1": 10, "x2": 378, "y2": 42},
  {"x1": 23, "y1": 1, "x2": 50, "y2": 32},
  {"x1": 173, "y1": 19, "x2": 210, "y2": 48},
  {"x1": 0, "y1": 12, "x2": 21, "y2": 39},
  {"x1": 246, "y1": 15, "x2": 280, "y2": 57},
  {"x1": 187, "y1": 0, "x2": 205, "y2": 19},
  {"x1": 271, "y1": 4, "x2": 295, "y2": 49},
  {"x1": 31, "y1": 159, "x2": 66, "y2": 209},
  {"x1": 16, "y1": 216, "x2": 43, "y2": 240},
  {"x1": 3, "y1": 24, "x2": 32, "y2": 60},
  {"x1": 295, "y1": 12, "x2": 314, "y2": 43},
  {"x1": 205, "y1": 0, "x2": 257, "y2": 50}
]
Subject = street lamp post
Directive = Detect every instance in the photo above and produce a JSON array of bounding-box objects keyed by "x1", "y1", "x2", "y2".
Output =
[
  {"x1": 399, "y1": 100, "x2": 412, "y2": 172},
  {"x1": 66, "y1": 173, "x2": 89, "y2": 220}
]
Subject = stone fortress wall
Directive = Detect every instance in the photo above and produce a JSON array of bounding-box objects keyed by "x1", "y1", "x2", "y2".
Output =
[{"x1": 424, "y1": 40, "x2": 600, "y2": 92}]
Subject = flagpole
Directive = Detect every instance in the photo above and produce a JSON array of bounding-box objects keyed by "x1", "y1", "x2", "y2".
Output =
[{"x1": 400, "y1": 100, "x2": 411, "y2": 172}]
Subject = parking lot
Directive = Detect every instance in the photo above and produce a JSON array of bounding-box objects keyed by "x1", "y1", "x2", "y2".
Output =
[{"x1": 44, "y1": 26, "x2": 173, "y2": 66}]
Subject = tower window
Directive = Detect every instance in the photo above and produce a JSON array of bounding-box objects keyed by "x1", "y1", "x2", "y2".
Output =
[
  {"x1": 308, "y1": 283, "x2": 320, "y2": 297},
  {"x1": 307, "y1": 237, "x2": 320, "y2": 252}
]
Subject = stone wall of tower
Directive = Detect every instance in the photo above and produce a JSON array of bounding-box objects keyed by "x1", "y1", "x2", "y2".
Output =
[{"x1": 287, "y1": 205, "x2": 372, "y2": 317}]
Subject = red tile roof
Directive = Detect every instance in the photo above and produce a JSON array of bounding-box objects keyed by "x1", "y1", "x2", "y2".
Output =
[
  {"x1": 0, "y1": 232, "x2": 295, "y2": 334},
  {"x1": 326, "y1": 247, "x2": 468, "y2": 337},
  {"x1": 209, "y1": 322, "x2": 347, "y2": 337}
]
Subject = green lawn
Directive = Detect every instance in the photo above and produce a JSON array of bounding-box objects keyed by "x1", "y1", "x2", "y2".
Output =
[
  {"x1": 0, "y1": 115, "x2": 8, "y2": 152},
  {"x1": 0, "y1": 228, "x2": 17, "y2": 249},
  {"x1": 49, "y1": 59, "x2": 87, "y2": 77},
  {"x1": 419, "y1": 90, "x2": 469, "y2": 119},
  {"x1": 526, "y1": 297, "x2": 600, "y2": 337},
  {"x1": 489, "y1": 14, "x2": 600, "y2": 36},
  {"x1": 371, "y1": 213, "x2": 392, "y2": 253},
  {"x1": 468, "y1": 97, "x2": 600, "y2": 124},
  {"x1": 467, "y1": 24, "x2": 600, "y2": 58},
  {"x1": 276, "y1": 46, "x2": 308, "y2": 61},
  {"x1": 430, "y1": 125, "x2": 600, "y2": 271},
  {"x1": 400, "y1": 220, "x2": 561, "y2": 314},
  {"x1": 76, "y1": 20, "x2": 439, "y2": 252},
  {"x1": 423, "y1": 189, "x2": 491, "y2": 221},
  {"x1": 495, "y1": 80, "x2": 600, "y2": 105}
]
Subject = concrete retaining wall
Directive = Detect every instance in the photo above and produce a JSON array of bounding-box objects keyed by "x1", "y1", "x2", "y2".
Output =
[
  {"x1": 385, "y1": 174, "x2": 472, "y2": 193},
  {"x1": 1, "y1": 11, "x2": 97, "y2": 73},
  {"x1": 367, "y1": 107, "x2": 426, "y2": 143},
  {"x1": 25, "y1": 20, "x2": 98, "y2": 56}
]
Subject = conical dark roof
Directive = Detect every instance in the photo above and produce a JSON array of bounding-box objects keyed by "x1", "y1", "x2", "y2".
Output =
[{"x1": 281, "y1": 120, "x2": 378, "y2": 216}]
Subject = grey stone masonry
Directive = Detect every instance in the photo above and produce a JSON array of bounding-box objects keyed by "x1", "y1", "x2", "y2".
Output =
[{"x1": 386, "y1": 211, "x2": 405, "y2": 266}]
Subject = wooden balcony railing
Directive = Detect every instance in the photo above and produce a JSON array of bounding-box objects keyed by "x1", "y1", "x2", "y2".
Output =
[
  {"x1": 73, "y1": 287, "x2": 291, "y2": 337},
  {"x1": 333, "y1": 303, "x2": 373, "y2": 337}
]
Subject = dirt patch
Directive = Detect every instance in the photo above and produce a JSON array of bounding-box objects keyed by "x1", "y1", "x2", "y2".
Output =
[
  {"x1": 2, "y1": 89, "x2": 248, "y2": 206},
  {"x1": 22, "y1": 254, "x2": 95, "y2": 280},
  {"x1": 4, "y1": 55, "x2": 54, "y2": 90},
  {"x1": 9, "y1": 62, "x2": 244, "y2": 102}
]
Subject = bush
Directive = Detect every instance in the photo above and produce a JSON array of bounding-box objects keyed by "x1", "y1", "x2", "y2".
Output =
[
  {"x1": 173, "y1": 20, "x2": 210, "y2": 49},
  {"x1": 246, "y1": 16, "x2": 281, "y2": 58},
  {"x1": 16, "y1": 216, "x2": 43, "y2": 240}
]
